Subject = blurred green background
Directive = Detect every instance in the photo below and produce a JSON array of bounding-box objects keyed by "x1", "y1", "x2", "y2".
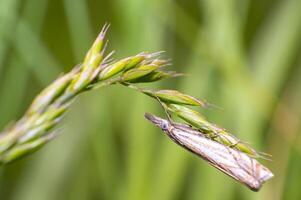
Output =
[{"x1": 0, "y1": 0, "x2": 301, "y2": 199}]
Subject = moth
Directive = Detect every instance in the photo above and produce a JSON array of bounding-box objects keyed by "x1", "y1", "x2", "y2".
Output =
[{"x1": 145, "y1": 113, "x2": 273, "y2": 191}]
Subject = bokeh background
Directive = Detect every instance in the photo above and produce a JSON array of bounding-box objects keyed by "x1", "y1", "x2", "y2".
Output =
[{"x1": 0, "y1": 0, "x2": 301, "y2": 199}]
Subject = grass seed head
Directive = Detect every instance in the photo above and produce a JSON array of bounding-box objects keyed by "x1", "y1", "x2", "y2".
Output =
[{"x1": 143, "y1": 89, "x2": 207, "y2": 106}]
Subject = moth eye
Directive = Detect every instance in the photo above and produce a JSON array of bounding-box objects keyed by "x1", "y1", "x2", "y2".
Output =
[{"x1": 161, "y1": 121, "x2": 169, "y2": 130}]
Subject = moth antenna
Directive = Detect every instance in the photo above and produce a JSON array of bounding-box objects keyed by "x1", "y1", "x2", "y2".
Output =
[
  {"x1": 154, "y1": 96, "x2": 172, "y2": 123},
  {"x1": 121, "y1": 82, "x2": 173, "y2": 123}
]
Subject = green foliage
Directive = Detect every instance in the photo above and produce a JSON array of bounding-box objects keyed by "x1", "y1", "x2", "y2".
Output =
[
  {"x1": 0, "y1": 26, "x2": 177, "y2": 164},
  {"x1": 0, "y1": 0, "x2": 300, "y2": 199}
]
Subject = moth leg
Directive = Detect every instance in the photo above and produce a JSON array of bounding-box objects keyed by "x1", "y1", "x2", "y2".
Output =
[
  {"x1": 229, "y1": 139, "x2": 241, "y2": 148},
  {"x1": 210, "y1": 131, "x2": 220, "y2": 139}
]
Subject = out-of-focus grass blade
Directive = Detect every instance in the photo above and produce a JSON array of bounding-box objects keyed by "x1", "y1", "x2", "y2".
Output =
[
  {"x1": 88, "y1": 94, "x2": 121, "y2": 200},
  {"x1": 0, "y1": 0, "x2": 20, "y2": 72},
  {"x1": 14, "y1": 21, "x2": 61, "y2": 85},
  {"x1": 0, "y1": 0, "x2": 49, "y2": 123},
  {"x1": 250, "y1": 0, "x2": 301, "y2": 94},
  {"x1": 149, "y1": 2, "x2": 213, "y2": 200},
  {"x1": 264, "y1": 57, "x2": 301, "y2": 200},
  {"x1": 16, "y1": 0, "x2": 96, "y2": 199},
  {"x1": 0, "y1": 0, "x2": 22, "y2": 124},
  {"x1": 111, "y1": 1, "x2": 164, "y2": 200},
  {"x1": 191, "y1": 0, "x2": 258, "y2": 199},
  {"x1": 152, "y1": 0, "x2": 203, "y2": 52},
  {"x1": 10, "y1": 105, "x2": 90, "y2": 200},
  {"x1": 22, "y1": 0, "x2": 49, "y2": 33},
  {"x1": 0, "y1": 58, "x2": 28, "y2": 198},
  {"x1": 112, "y1": 0, "x2": 148, "y2": 53},
  {"x1": 0, "y1": 58, "x2": 28, "y2": 128},
  {"x1": 283, "y1": 155, "x2": 301, "y2": 200},
  {"x1": 7, "y1": 1, "x2": 70, "y2": 199},
  {"x1": 63, "y1": 1, "x2": 119, "y2": 199},
  {"x1": 184, "y1": 37, "x2": 235, "y2": 200},
  {"x1": 0, "y1": 0, "x2": 61, "y2": 85},
  {"x1": 150, "y1": 143, "x2": 190, "y2": 200},
  {"x1": 63, "y1": 0, "x2": 93, "y2": 61},
  {"x1": 65, "y1": 162, "x2": 91, "y2": 200},
  {"x1": 249, "y1": 2, "x2": 301, "y2": 198},
  {"x1": 0, "y1": 0, "x2": 48, "y2": 197},
  {"x1": 125, "y1": 94, "x2": 157, "y2": 200}
]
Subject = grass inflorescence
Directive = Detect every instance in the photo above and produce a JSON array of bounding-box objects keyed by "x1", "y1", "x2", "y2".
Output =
[{"x1": 0, "y1": 24, "x2": 266, "y2": 165}]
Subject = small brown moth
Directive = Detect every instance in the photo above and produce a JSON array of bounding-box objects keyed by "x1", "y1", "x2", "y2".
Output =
[{"x1": 145, "y1": 113, "x2": 273, "y2": 191}]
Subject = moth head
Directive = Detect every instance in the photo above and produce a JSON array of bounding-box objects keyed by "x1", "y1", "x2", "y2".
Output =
[
  {"x1": 144, "y1": 113, "x2": 170, "y2": 131},
  {"x1": 159, "y1": 120, "x2": 168, "y2": 131}
]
